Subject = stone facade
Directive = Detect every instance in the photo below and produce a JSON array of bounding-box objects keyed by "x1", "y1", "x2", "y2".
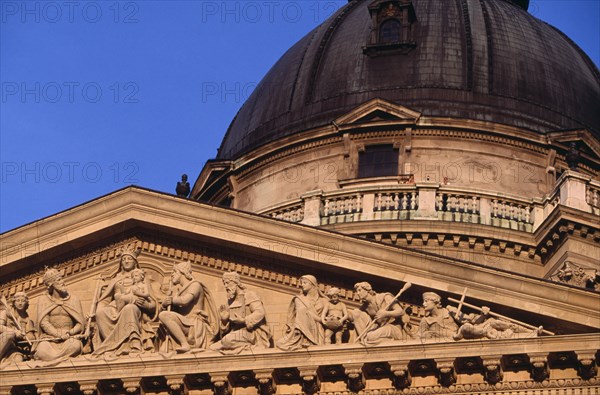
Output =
[{"x1": 2, "y1": 0, "x2": 599, "y2": 393}]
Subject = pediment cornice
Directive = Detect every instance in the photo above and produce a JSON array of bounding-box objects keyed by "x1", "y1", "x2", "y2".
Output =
[{"x1": 1, "y1": 187, "x2": 598, "y2": 329}]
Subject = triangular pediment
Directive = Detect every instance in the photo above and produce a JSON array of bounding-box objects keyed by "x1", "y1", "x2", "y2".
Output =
[
  {"x1": 2, "y1": 187, "x2": 598, "y2": 333},
  {"x1": 1, "y1": 187, "x2": 599, "y2": 391},
  {"x1": 334, "y1": 98, "x2": 421, "y2": 129},
  {"x1": 546, "y1": 129, "x2": 600, "y2": 160}
]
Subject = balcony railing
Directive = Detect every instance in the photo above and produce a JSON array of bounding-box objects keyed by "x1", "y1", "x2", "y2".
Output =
[{"x1": 260, "y1": 171, "x2": 598, "y2": 233}]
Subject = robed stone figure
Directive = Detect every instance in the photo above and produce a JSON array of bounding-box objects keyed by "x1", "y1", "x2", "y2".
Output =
[
  {"x1": 276, "y1": 275, "x2": 327, "y2": 351},
  {"x1": 158, "y1": 261, "x2": 218, "y2": 353},
  {"x1": 93, "y1": 248, "x2": 157, "y2": 356},
  {"x1": 210, "y1": 272, "x2": 272, "y2": 354},
  {"x1": 34, "y1": 268, "x2": 85, "y2": 362}
]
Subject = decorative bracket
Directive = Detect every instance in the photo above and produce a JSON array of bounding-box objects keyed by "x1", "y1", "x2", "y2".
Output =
[
  {"x1": 575, "y1": 351, "x2": 598, "y2": 380},
  {"x1": 298, "y1": 367, "x2": 320, "y2": 395},
  {"x1": 210, "y1": 374, "x2": 231, "y2": 395},
  {"x1": 78, "y1": 382, "x2": 98, "y2": 395},
  {"x1": 36, "y1": 387, "x2": 54, "y2": 395},
  {"x1": 122, "y1": 379, "x2": 140, "y2": 394},
  {"x1": 530, "y1": 354, "x2": 549, "y2": 382},
  {"x1": 166, "y1": 376, "x2": 186, "y2": 395},
  {"x1": 254, "y1": 370, "x2": 276, "y2": 395},
  {"x1": 435, "y1": 359, "x2": 456, "y2": 387},
  {"x1": 482, "y1": 357, "x2": 503, "y2": 384},
  {"x1": 343, "y1": 364, "x2": 365, "y2": 392},
  {"x1": 389, "y1": 361, "x2": 411, "y2": 389}
]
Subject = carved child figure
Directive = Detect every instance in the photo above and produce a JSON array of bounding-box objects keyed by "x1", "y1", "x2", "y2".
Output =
[
  {"x1": 115, "y1": 268, "x2": 151, "y2": 312},
  {"x1": 321, "y1": 287, "x2": 349, "y2": 344}
]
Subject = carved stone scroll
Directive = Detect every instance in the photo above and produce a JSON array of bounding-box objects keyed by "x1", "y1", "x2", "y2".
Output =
[
  {"x1": 482, "y1": 357, "x2": 503, "y2": 384},
  {"x1": 575, "y1": 351, "x2": 597, "y2": 380},
  {"x1": 36, "y1": 386, "x2": 54, "y2": 395},
  {"x1": 343, "y1": 364, "x2": 365, "y2": 392},
  {"x1": 254, "y1": 370, "x2": 276, "y2": 395},
  {"x1": 298, "y1": 367, "x2": 320, "y2": 395},
  {"x1": 78, "y1": 381, "x2": 97, "y2": 395},
  {"x1": 166, "y1": 376, "x2": 186, "y2": 395},
  {"x1": 210, "y1": 373, "x2": 232, "y2": 395},
  {"x1": 389, "y1": 362, "x2": 411, "y2": 390},
  {"x1": 436, "y1": 359, "x2": 457, "y2": 387},
  {"x1": 530, "y1": 354, "x2": 549, "y2": 382},
  {"x1": 122, "y1": 379, "x2": 140, "y2": 394}
]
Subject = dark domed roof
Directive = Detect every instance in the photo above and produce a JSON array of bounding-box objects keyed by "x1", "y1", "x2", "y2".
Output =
[{"x1": 217, "y1": 0, "x2": 600, "y2": 159}]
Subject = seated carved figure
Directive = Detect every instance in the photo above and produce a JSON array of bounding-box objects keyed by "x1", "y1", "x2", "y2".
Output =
[
  {"x1": 418, "y1": 292, "x2": 458, "y2": 341},
  {"x1": 0, "y1": 292, "x2": 36, "y2": 364},
  {"x1": 351, "y1": 282, "x2": 413, "y2": 346},
  {"x1": 158, "y1": 262, "x2": 218, "y2": 353},
  {"x1": 210, "y1": 272, "x2": 272, "y2": 354},
  {"x1": 276, "y1": 275, "x2": 326, "y2": 351},
  {"x1": 451, "y1": 306, "x2": 543, "y2": 340},
  {"x1": 34, "y1": 268, "x2": 85, "y2": 362},
  {"x1": 93, "y1": 248, "x2": 157, "y2": 356}
]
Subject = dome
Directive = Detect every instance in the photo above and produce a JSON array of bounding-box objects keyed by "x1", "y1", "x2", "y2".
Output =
[{"x1": 217, "y1": 0, "x2": 600, "y2": 160}]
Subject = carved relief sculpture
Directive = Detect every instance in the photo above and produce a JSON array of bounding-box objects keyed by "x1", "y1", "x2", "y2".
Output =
[
  {"x1": 92, "y1": 248, "x2": 157, "y2": 356},
  {"x1": 210, "y1": 272, "x2": 272, "y2": 354},
  {"x1": 550, "y1": 262, "x2": 599, "y2": 291},
  {"x1": 276, "y1": 275, "x2": 327, "y2": 350},
  {"x1": 158, "y1": 261, "x2": 218, "y2": 353},
  {"x1": 418, "y1": 292, "x2": 458, "y2": 341},
  {"x1": 33, "y1": 268, "x2": 85, "y2": 362},
  {"x1": 0, "y1": 292, "x2": 35, "y2": 364},
  {"x1": 447, "y1": 295, "x2": 547, "y2": 340},
  {"x1": 351, "y1": 282, "x2": 413, "y2": 346},
  {"x1": 321, "y1": 287, "x2": 349, "y2": 344}
]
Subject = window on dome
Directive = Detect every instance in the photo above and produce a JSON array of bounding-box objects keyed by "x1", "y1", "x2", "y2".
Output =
[
  {"x1": 358, "y1": 145, "x2": 399, "y2": 178},
  {"x1": 379, "y1": 19, "x2": 401, "y2": 43}
]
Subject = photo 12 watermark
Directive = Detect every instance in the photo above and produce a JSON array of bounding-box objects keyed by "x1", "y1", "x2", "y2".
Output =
[
  {"x1": 1, "y1": 1, "x2": 140, "y2": 24},
  {"x1": 199, "y1": 1, "x2": 345, "y2": 24},
  {"x1": 1, "y1": 162, "x2": 140, "y2": 184},
  {"x1": 1, "y1": 82, "x2": 140, "y2": 104}
]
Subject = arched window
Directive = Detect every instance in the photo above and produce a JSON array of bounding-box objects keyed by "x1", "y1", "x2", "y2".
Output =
[{"x1": 379, "y1": 19, "x2": 401, "y2": 43}]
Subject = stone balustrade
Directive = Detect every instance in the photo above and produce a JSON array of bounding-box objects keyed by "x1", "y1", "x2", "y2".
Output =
[
  {"x1": 259, "y1": 171, "x2": 598, "y2": 233},
  {"x1": 268, "y1": 202, "x2": 305, "y2": 223},
  {"x1": 1, "y1": 334, "x2": 598, "y2": 395}
]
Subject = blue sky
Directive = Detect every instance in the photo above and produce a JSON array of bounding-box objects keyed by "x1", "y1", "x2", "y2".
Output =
[{"x1": 1, "y1": 0, "x2": 599, "y2": 233}]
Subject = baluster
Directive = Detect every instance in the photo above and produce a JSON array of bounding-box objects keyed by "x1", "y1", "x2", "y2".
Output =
[
  {"x1": 356, "y1": 194, "x2": 363, "y2": 212},
  {"x1": 376, "y1": 193, "x2": 383, "y2": 211},
  {"x1": 472, "y1": 196, "x2": 479, "y2": 214},
  {"x1": 516, "y1": 205, "x2": 523, "y2": 222},
  {"x1": 382, "y1": 194, "x2": 390, "y2": 211},
  {"x1": 492, "y1": 199, "x2": 499, "y2": 217},
  {"x1": 401, "y1": 193, "x2": 408, "y2": 211},
  {"x1": 524, "y1": 206, "x2": 531, "y2": 223},
  {"x1": 347, "y1": 196, "x2": 354, "y2": 213},
  {"x1": 410, "y1": 192, "x2": 417, "y2": 210},
  {"x1": 394, "y1": 193, "x2": 400, "y2": 210},
  {"x1": 449, "y1": 195, "x2": 457, "y2": 212},
  {"x1": 500, "y1": 201, "x2": 507, "y2": 218},
  {"x1": 324, "y1": 199, "x2": 330, "y2": 217},
  {"x1": 436, "y1": 193, "x2": 444, "y2": 211},
  {"x1": 593, "y1": 189, "x2": 599, "y2": 207}
]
